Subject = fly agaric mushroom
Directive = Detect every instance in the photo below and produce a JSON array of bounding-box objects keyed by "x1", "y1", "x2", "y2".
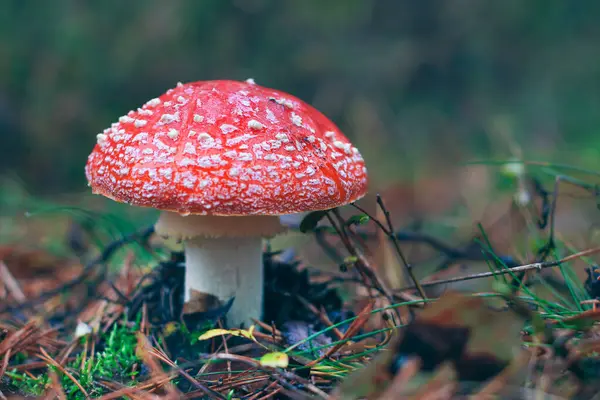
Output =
[{"x1": 85, "y1": 79, "x2": 368, "y2": 327}]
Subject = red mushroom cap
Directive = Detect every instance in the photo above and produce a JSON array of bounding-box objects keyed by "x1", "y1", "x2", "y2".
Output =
[{"x1": 85, "y1": 80, "x2": 368, "y2": 216}]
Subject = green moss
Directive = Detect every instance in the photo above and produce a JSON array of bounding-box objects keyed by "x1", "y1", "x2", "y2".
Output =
[{"x1": 8, "y1": 321, "x2": 142, "y2": 398}]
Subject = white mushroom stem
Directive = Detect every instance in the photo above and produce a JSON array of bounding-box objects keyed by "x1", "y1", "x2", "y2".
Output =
[
  {"x1": 184, "y1": 236, "x2": 263, "y2": 327},
  {"x1": 155, "y1": 213, "x2": 286, "y2": 328}
]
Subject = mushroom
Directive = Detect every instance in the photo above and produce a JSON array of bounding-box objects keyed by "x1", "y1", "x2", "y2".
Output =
[{"x1": 85, "y1": 79, "x2": 368, "y2": 327}]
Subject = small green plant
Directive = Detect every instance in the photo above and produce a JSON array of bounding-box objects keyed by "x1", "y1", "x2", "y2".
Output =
[
  {"x1": 8, "y1": 321, "x2": 142, "y2": 398},
  {"x1": 5, "y1": 371, "x2": 51, "y2": 397}
]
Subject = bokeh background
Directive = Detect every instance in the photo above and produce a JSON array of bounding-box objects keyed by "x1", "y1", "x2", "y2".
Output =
[
  {"x1": 3, "y1": 0, "x2": 600, "y2": 194},
  {"x1": 3, "y1": 0, "x2": 600, "y2": 275}
]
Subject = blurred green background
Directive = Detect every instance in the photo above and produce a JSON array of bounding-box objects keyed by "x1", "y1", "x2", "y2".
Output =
[{"x1": 2, "y1": 0, "x2": 600, "y2": 195}]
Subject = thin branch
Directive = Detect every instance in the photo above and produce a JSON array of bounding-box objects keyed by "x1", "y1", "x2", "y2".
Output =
[
  {"x1": 38, "y1": 347, "x2": 89, "y2": 398},
  {"x1": 0, "y1": 261, "x2": 26, "y2": 303},
  {"x1": 326, "y1": 210, "x2": 399, "y2": 312},
  {"x1": 285, "y1": 213, "x2": 488, "y2": 265},
  {"x1": 208, "y1": 353, "x2": 329, "y2": 399},
  {"x1": 394, "y1": 246, "x2": 600, "y2": 292},
  {"x1": 375, "y1": 195, "x2": 427, "y2": 299}
]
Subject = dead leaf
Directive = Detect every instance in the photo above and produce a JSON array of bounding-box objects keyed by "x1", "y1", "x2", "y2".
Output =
[{"x1": 334, "y1": 292, "x2": 527, "y2": 399}]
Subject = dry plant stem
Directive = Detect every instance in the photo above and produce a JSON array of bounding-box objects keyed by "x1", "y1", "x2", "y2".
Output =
[
  {"x1": 375, "y1": 206, "x2": 405, "y2": 289},
  {"x1": 216, "y1": 320, "x2": 233, "y2": 378},
  {"x1": 350, "y1": 201, "x2": 428, "y2": 301},
  {"x1": 325, "y1": 213, "x2": 372, "y2": 285},
  {"x1": 304, "y1": 300, "x2": 374, "y2": 368},
  {"x1": 137, "y1": 334, "x2": 180, "y2": 398},
  {"x1": 327, "y1": 210, "x2": 398, "y2": 313},
  {"x1": 0, "y1": 261, "x2": 26, "y2": 303},
  {"x1": 47, "y1": 370, "x2": 67, "y2": 400},
  {"x1": 530, "y1": 174, "x2": 590, "y2": 262},
  {"x1": 248, "y1": 381, "x2": 280, "y2": 400},
  {"x1": 257, "y1": 388, "x2": 282, "y2": 400},
  {"x1": 38, "y1": 347, "x2": 89, "y2": 398},
  {"x1": 252, "y1": 319, "x2": 282, "y2": 337},
  {"x1": 0, "y1": 321, "x2": 64, "y2": 379},
  {"x1": 147, "y1": 348, "x2": 225, "y2": 399},
  {"x1": 374, "y1": 196, "x2": 428, "y2": 300},
  {"x1": 210, "y1": 353, "x2": 328, "y2": 399},
  {"x1": 184, "y1": 236, "x2": 263, "y2": 328},
  {"x1": 97, "y1": 375, "x2": 177, "y2": 400},
  {"x1": 217, "y1": 376, "x2": 269, "y2": 392},
  {"x1": 0, "y1": 349, "x2": 10, "y2": 381},
  {"x1": 394, "y1": 245, "x2": 600, "y2": 293},
  {"x1": 57, "y1": 339, "x2": 78, "y2": 365}
]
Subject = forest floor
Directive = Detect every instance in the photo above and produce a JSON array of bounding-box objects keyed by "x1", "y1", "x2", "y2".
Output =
[{"x1": 2, "y1": 160, "x2": 600, "y2": 399}]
